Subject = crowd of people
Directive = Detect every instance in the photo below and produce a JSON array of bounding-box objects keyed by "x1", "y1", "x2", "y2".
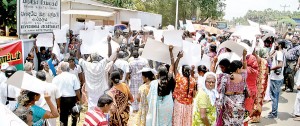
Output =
[{"x1": 0, "y1": 24, "x2": 300, "y2": 126}]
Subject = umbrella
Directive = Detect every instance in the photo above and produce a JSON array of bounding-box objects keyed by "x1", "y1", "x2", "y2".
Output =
[
  {"x1": 262, "y1": 32, "x2": 278, "y2": 41},
  {"x1": 114, "y1": 24, "x2": 127, "y2": 31},
  {"x1": 217, "y1": 40, "x2": 246, "y2": 57},
  {"x1": 205, "y1": 26, "x2": 222, "y2": 35},
  {"x1": 6, "y1": 71, "x2": 46, "y2": 94}
]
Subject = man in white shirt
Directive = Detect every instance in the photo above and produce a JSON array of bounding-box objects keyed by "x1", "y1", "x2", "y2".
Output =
[
  {"x1": 36, "y1": 71, "x2": 61, "y2": 126},
  {"x1": 52, "y1": 62, "x2": 81, "y2": 126},
  {"x1": 41, "y1": 61, "x2": 54, "y2": 83},
  {"x1": 68, "y1": 57, "x2": 83, "y2": 84},
  {"x1": 267, "y1": 41, "x2": 285, "y2": 119},
  {"x1": 114, "y1": 51, "x2": 130, "y2": 83},
  {"x1": 0, "y1": 66, "x2": 20, "y2": 111},
  {"x1": 76, "y1": 37, "x2": 118, "y2": 111}
]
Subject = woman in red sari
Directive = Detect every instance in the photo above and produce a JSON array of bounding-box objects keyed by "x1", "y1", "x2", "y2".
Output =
[
  {"x1": 244, "y1": 54, "x2": 259, "y2": 124},
  {"x1": 250, "y1": 49, "x2": 269, "y2": 123}
]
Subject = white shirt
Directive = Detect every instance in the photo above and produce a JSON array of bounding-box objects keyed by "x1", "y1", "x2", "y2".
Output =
[
  {"x1": 270, "y1": 50, "x2": 284, "y2": 80},
  {"x1": 69, "y1": 65, "x2": 82, "y2": 80},
  {"x1": 52, "y1": 72, "x2": 80, "y2": 97},
  {"x1": 43, "y1": 70, "x2": 54, "y2": 83},
  {"x1": 114, "y1": 59, "x2": 130, "y2": 82},
  {"x1": 0, "y1": 72, "x2": 6, "y2": 85},
  {"x1": 79, "y1": 58, "x2": 109, "y2": 94},
  {"x1": 0, "y1": 82, "x2": 20, "y2": 110},
  {"x1": 36, "y1": 83, "x2": 62, "y2": 108}
]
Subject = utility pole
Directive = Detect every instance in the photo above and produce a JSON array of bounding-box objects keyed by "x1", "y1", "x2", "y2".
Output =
[
  {"x1": 281, "y1": 4, "x2": 290, "y2": 12},
  {"x1": 175, "y1": 0, "x2": 179, "y2": 29}
]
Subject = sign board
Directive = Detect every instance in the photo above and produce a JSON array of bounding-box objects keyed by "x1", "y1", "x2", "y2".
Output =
[
  {"x1": 129, "y1": 18, "x2": 142, "y2": 31},
  {"x1": 18, "y1": 0, "x2": 61, "y2": 34},
  {"x1": 0, "y1": 104, "x2": 27, "y2": 126},
  {"x1": 0, "y1": 41, "x2": 24, "y2": 70}
]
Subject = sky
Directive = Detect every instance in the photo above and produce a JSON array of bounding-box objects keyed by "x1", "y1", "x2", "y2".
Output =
[{"x1": 224, "y1": 0, "x2": 299, "y2": 20}]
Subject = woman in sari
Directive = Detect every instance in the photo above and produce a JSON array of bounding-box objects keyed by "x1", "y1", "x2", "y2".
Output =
[
  {"x1": 192, "y1": 72, "x2": 218, "y2": 126},
  {"x1": 250, "y1": 48, "x2": 269, "y2": 123},
  {"x1": 136, "y1": 68, "x2": 156, "y2": 126},
  {"x1": 244, "y1": 54, "x2": 259, "y2": 123},
  {"x1": 169, "y1": 48, "x2": 196, "y2": 126},
  {"x1": 146, "y1": 65, "x2": 175, "y2": 126},
  {"x1": 108, "y1": 70, "x2": 134, "y2": 126},
  {"x1": 216, "y1": 49, "x2": 249, "y2": 126}
]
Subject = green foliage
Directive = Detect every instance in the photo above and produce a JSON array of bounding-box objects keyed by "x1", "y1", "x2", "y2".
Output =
[
  {"x1": 230, "y1": 8, "x2": 300, "y2": 26},
  {"x1": 0, "y1": 0, "x2": 17, "y2": 29},
  {"x1": 99, "y1": 0, "x2": 225, "y2": 26}
]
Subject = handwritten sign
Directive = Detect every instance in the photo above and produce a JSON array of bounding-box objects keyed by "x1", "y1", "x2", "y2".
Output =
[
  {"x1": 18, "y1": 0, "x2": 61, "y2": 34},
  {"x1": 163, "y1": 30, "x2": 184, "y2": 47},
  {"x1": 186, "y1": 20, "x2": 195, "y2": 32},
  {"x1": 141, "y1": 39, "x2": 181, "y2": 65},
  {"x1": 129, "y1": 18, "x2": 142, "y2": 31},
  {"x1": 36, "y1": 33, "x2": 53, "y2": 47}
]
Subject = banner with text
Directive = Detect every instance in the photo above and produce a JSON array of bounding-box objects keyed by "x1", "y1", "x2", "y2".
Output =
[
  {"x1": 18, "y1": 0, "x2": 61, "y2": 34},
  {"x1": 0, "y1": 41, "x2": 24, "y2": 70}
]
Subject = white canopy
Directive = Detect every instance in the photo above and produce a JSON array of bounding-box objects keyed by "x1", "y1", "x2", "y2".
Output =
[{"x1": 62, "y1": 10, "x2": 115, "y2": 17}]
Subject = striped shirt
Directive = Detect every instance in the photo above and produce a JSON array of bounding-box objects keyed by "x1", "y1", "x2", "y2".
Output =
[{"x1": 83, "y1": 107, "x2": 108, "y2": 126}]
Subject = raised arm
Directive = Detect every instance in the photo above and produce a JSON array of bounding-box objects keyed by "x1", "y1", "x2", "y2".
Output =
[
  {"x1": 43, "y1": 93, "x2": 59, "y2": 119},
  {"x1": 171, "y1": 51, "x2": 183, "y2": 76},
  {"x1": 76, "y1": 41, "x2": 82, "y2": 59},
  {"x1": 242, "y1": 49, "x2": 247, "y2": 70},
  {"x1": 108, "y1": 36, "x2": 112, "y2": 57}
]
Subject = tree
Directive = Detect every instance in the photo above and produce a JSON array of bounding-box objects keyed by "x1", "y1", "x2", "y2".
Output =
[{"x1": 0, "y1": 0, "x2": 17, "y2": 36}]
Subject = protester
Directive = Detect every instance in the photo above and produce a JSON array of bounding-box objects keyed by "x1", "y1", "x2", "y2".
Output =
[
  {"x1": 68, "y1": 56, "x2": 84, "y2": 84},
  {"x1": 36, "y1": 71, "x2": 61, "y2": 126},
  {"x1": 0, "y1": 66, "x2": 20, "y2": 110},
  {"x1": 267, "y1": 40, "x2": 285, "y2": 118},
  {"x1": 24, "y1": 62, "x2": 36, "y2": 76},
  {"x1": 83, "y1": 94, "x2": 113, "y2": 126},
  {"x1": 107, "y1": 70, "x2": 134, "y2": 126},
  {"x1": 77, "y1": 36, "x2": 117, "y2": 111},
  {"x1": 136, "y1": 68, "x2": 155, "y2": 126},
  {"x1": 0, "y1": 62, "x2": 9, "y2": 84},
  {"x1": 249, "y1": 49, "x2": 269, "y2": 123},
  {"x1": 192, "y1": 72, "x2": 218, "y2": 126},
  {"x1": 216, "y1": 50, "x2": 248, "y2": 125},
  {"x1": 52, "y1": 62, "x2": 81, "y2": 126},
  {"x1": 196, "y1": 65, "x2": 208, "y2": 91},
  {"x1": 146, "y1": 65, "x2": 174, "y2": 126},
  {"x1": 41, "y1": 61, "x2": 54, "y2": 83},
  {"x1": 34, "y1": 43, "x2": 50, "y2": 70},
  {"x1": 293, "y1": 57, "x2": 300, "y2": 121},
  {"x1": 16, "y1": 90, "x2": 59, "y2": 126},
  {"x1": 114, "y1": 51, "x2": 130, "y2": 83},
  {"x1": 170, "y1": 49, "x2": 196, "y2": 126},
  {"x1": 129, "y1": 50, "x2": 149, "y2": 112}
]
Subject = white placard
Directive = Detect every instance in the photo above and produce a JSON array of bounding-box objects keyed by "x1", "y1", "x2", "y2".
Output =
[
  {"x1": 180, "y1": 41, "x2": 202, "y2": 66},
  {"x1": 129, "y1": 18, "x2": 142, "y2": 31},
  {"x1": 0, "y1": 104, "x2": 27, "y2": 126},
  {"x1": 186, "y1": 20, "x2": 195, "y2": 32},
  {"x1": 141, "y1": 39, "x2": 181, "y2": 65},
  {"x1": 80, "y1": 30, "x2": 115, "y2": 56},
  {"x1": 179, "y1": 20, "x2": 184, "y2": 28},
  {"x1": 53, "y1": 29, "x2": 67, "y2": 43},
  {"x1": 18, "y1": 0, "x2": 61, "y2": 34},
  {"x1": 36, "y1": 33, "x2": 53, "y2": 47},
  {"x1": 167, "y1": 25, "x2": 175, "y2": 30},
  {"x1": 218, "y1": 40, "x2": 246, "y2": 57},
  {"x1": 85, "y1": 21, "x2": 95, "y2": 30},
  {"x1": 196, "y1": 32, "x2": 201, "y2": 42},
  {"x1": 154, "y1": 30, "x2": 164, "y2": 41},
  {"x1": 199, "y1": 54, "x2": 211, "y2": 70},
  {"x1": 52, "y1": 41, "x2": 61, "y2": 61},
  {"x1": 61, "y1": 24, "x2": 69, "y2": 32},
  {"x1": 163, "y1": 30, "x2": 184, "y2": 47},
  {"x1": 72, "y1": 22, "x2": 85, "y2": 34}
]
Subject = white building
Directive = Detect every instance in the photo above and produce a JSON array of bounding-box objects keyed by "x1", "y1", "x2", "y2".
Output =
[{"x1": 61, "y1": 0, "x2": 162, "y2": 30}]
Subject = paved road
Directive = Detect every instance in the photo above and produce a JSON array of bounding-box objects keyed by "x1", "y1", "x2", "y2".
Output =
[{"x1": 250, "y1": 88, "x2": 299, "y2": 126}]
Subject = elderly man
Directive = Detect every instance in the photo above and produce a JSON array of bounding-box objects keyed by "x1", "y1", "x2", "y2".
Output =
[
  {"x1": 114, "y1": 51, "x2": 130, "y2": 83},
  {"x1": 0, "y1": 66, "x2": 20, "y2": 110},
  {"x1": 41, "y1": 61, "x2": 54, "y2": 83},
  {"x1": 52, "y1": 62, "x2": 81, "y2": 126},
  {"x1": 76, "y1": 36, "x2": 118, "y2": 111},
  {"x1": 24, "y1": 62, "x2": 36, "y2": 76}
]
